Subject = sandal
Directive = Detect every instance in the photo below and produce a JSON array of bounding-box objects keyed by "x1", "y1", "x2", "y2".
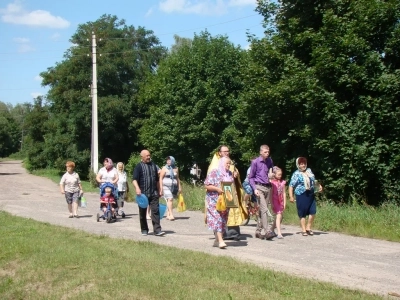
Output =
[
  {"x1": 302, "y1": 231, "x2": 308, "y2": 236},
  {"x1": 306, "y1": 230, "x2": 314, "y2": 236}
]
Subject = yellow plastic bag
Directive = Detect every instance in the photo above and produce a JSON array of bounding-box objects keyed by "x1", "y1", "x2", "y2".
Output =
[
  {"x1": 216, "y1": 194, "x2": 226, "y2": 211},
  {"x1": 177, "y1": 193, "x2": 186, "y2": 212}
]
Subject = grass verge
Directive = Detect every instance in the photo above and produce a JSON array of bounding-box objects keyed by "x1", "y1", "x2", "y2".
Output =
[{"x1": 0, "y1": 211, "x2": 381, "y2": 300}]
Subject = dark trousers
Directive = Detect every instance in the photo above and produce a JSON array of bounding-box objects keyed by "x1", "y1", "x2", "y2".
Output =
[{"x1": 139, "y1": 194, "x2": 162, "y2": 233}]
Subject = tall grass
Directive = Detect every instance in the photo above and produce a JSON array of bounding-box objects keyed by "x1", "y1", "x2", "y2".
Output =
[{"x1": 0, "y1": 211, "x2": 381, "y2": 300}]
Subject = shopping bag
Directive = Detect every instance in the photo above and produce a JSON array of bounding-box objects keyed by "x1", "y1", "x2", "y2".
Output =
[
  {"x1": 79, "y1": 196, "x2": 87, "y2": 208},
  {"x1": 177, "y1": 193, "x2": 186, "y2": 212},
  {"x1": 216, "y1": 194, "x2": 226, "y2": 211}
]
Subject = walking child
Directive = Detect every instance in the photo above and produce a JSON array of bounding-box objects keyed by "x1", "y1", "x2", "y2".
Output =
[{"x1": 271, "y1": 167, "x2": 287, "y2": 239}]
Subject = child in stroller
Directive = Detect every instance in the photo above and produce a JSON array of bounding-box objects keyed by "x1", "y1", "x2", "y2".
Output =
[{"x1": 97, "y1": 183, "x2": 119, "y2": 223}]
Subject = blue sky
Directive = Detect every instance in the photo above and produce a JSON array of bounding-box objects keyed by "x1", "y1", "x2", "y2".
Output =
[{"x1": 0, "y1": 0, "x2": 265, "y2": 106}]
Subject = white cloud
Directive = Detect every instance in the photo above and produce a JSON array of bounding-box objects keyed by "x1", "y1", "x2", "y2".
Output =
[
  {"x1": 228, "y1": 0, "x2": 256, "y2": 7},
  {"x1": 145, "y1": 7, "x2": 154, "y2": 17},
  {"x1": 13, "y1": 37, "x2": 29, "y2": 43},
  {"x1": 158, "y1": 0, "x2": 255, "y2": 15},
  {"x1": 17, "y1": 43, "x2": 35, "y2": 53},
  {"x1": 50, "y1": 33, "x2": 61, "y2": 41},
  {"x1": 0, "y1": 1, "x2": 70, "y2": 28},
  {"x1": 13, "y1": 37, "x2": 35, "y2": 53},
  {"x1": 31, "y1": 92, "x2": 43, "y2": 99},
  {"x1": 34, "y1": 75, "x2": 42, "y2": 81},
  {"x1": 159, "y1": 0, "x2": 228, "y2": 15}
]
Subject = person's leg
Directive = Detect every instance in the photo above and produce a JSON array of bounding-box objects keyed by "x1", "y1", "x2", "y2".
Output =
[
  {"x1": 296, "y1": 193, "x2": 308, "y2": 235},
  {"x1": 306, "y1": 197, "x2": 317, "y2": 234},
  {"x1": 166, "y1": 198, "x2": 174, "y2": 220},
  {"x1": 65, "y1": 193, "x2": 73, "y2": 217},
  {"x1": 300, "y1": 217, "x2": 307, "y2": 233},
  {"x1": 139, "y1": 206, "x2": 149, "y2": 233},
  {"x1": 256, "y1": 185, "x2": 268, "y2": 236},
  {"x1": 276, "y1": 213, "x2": 283, "y2": 237},
  {"x1": 149, "y1": 195, "x2": 162, "y2": 234},
  {"x1": 146, "y1": 205, "x2": 151, "y2": 219},
  {"x1": 307, "y1": 214, "x2": 315, "y2": 229},
  {"x1": 72, "y1": 202, "x2": 78, "y2": 216}
]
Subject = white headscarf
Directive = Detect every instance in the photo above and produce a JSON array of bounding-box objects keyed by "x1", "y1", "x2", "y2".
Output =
[{"x1": 296, "y1": 157, "x2": 313, "y2": 190}]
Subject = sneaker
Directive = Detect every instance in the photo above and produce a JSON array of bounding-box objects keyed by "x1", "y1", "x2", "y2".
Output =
[
  {"x1": 277, "y1": 234, "x2": 284, "y2": 239},
  {"x1": 265, "y1": 231, "x2": 275, "y2": 240},
  {"x1": 155, "y1": 231, "x2": 165, "y2": 236},
  {"x1": 141, "y1": 230, "x2": 148, "y2": 236}
]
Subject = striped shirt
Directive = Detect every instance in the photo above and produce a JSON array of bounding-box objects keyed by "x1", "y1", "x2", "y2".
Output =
[{"x1": 133, "y1": 162, "x2": 159, "y2": 198}]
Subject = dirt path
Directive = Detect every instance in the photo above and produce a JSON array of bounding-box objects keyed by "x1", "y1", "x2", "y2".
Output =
[{"x1": 1, "y1": 160, "x2": 399, "y2": 297}]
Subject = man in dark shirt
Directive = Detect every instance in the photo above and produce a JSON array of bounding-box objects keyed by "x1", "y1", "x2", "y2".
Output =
[
  {"x1": 249, "y1": 145, "x2": 274, "y2": 240},
  {"x1": 132, "y1": 149, "x2": 165, "y2": 236}
]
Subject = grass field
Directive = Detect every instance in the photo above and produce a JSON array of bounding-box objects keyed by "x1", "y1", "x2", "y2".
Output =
[{"x1": 0, "y1": 211, "x2": 382, "y2": 300}]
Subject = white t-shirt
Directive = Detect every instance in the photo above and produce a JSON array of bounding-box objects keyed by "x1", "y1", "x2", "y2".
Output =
[
  {"x1": 117, "y1": 171, "x2": 128, "y2": 191},
  {"x1": 97, "y1": 167, "x2": 118, "y2": 185},
  {"x1": 60, "y1": 172, "x2": 81, "y2": 193}
]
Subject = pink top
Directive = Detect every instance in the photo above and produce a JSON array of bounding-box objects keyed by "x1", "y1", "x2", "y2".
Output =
[{"x1": 271, "y1": 179, "x2": 286, "y2": 214}]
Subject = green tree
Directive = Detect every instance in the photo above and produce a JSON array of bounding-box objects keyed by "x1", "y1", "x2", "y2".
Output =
[
  {"x1": 0, "y1": 102, "x2": 20, "y2": 157},
  {"x1": 233, "y1": 0, "x2": 400, "y2": 204},
  {"x1": 137, "y1": 31, "x2": 248, "y2": 172},
  {"x1": 34, "y1": 15, "x2": 167, "y2": 176}
]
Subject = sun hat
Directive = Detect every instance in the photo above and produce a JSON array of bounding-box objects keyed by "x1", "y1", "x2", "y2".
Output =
[{"x1": 136, "y1": 194, "x2": 149, "y2": 208}]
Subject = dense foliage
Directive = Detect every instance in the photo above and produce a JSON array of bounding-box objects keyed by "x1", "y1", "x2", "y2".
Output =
[
  {"x1": 137, "y1": 32, "x2": 247, "y2": 172},
  {"x1": 233, "y1": 0, "x2": 400, "y2": 204},
  {"x1": 3, "y1": 2, "x2": 399, "y2": 204}
]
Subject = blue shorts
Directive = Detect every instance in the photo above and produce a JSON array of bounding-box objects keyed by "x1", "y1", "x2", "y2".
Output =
[{"x1": 296, "y1": 190, "x2": 317, "y2": 218}]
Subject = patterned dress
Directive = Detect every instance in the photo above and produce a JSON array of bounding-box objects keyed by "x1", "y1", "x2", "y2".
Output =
[
  {"x1": 205, "y1": 169, "x2": 230, "y2": 233},
  {"x1": 271, "y1": 179, "x2": 286, "y2": 214}
]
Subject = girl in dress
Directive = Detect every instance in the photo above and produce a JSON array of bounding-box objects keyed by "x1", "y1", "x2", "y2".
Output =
[{"x1": 270, "y1": 167, "x2": 286, "y2": 239}]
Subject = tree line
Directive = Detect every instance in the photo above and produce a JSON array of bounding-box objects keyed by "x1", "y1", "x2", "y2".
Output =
[{"x1": 1, "y1": 1, "x2": 399, "y2": 205}]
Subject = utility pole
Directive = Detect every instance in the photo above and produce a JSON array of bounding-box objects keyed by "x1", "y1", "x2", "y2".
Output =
[{"x1": 91, "y1": 32, "x2": 99, "y2": 173}]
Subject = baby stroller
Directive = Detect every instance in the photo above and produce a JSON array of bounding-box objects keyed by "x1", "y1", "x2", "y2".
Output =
[{"x1": 97, "y1": 183, "x2": 125, "y2": 223}]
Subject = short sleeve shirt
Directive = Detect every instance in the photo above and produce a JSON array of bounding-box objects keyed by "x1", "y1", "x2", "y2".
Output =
[
  {"x1": 289, "y1": 169, "x2": 316, "y2": 195},
  {"x1": 60, "y1": 172, "x2": 81, "y2": 193}
]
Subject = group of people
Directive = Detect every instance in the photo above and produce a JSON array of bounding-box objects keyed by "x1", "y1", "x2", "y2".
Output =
[
  {"x1": 59, "y1": 144, "x2": 322, "y2": 248},
  {"x1": 204, "y1": 144, "x2": 323, "y2": 249}
]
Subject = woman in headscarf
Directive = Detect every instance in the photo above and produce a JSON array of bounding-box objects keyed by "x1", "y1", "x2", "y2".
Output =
[
  {"x1": 96, "y1": 157, "x2": 119, "y2": 188},
  {"x1": 288, "y1": 157, "x2": 323, "y2": 236},
  {"x1": 159, "y1": 156, "x2": 181, "y2": 221},
  {"x1": 206, "y1": 145, "x2": 248, "y2": 241},
  {"x1": 204, "y1": 156, "x2": 234, "y2": 249}
]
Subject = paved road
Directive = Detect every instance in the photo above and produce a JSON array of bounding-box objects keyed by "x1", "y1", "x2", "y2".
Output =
[{"x1": 1, "y1": 160, "x2": 399, "y2": 297}]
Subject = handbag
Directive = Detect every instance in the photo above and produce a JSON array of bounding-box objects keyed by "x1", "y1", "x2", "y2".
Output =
[
  {"x1": 216, "y1": 194, "x2": 227, "y2": 211},
  {"x1": 171, "y1": 183, "x2": 179, "y2": 195},
  {"x1": 177, "y1": 193, "x2": 186, "y2": 212}
]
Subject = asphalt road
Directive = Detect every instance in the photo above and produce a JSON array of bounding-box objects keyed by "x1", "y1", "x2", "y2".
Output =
[{"x1": 1, "y1": 160, "x2": 399, "y2": 297}]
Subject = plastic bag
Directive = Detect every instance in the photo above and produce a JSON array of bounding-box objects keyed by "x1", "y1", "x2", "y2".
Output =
[
  {"x1": 177, "y1": 193, "x2": 186, "y2": 212},
  {"x1": 79, "y1": 196, "x2": 87, "y2": 208},
  {"x1": 216, "y1": 194, "x2": 226, "y2": 211}
]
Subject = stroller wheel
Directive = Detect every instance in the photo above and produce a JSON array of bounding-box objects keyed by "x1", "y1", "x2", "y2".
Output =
[
  {"x1": 96, "y1": 213, "x2": 100, "y2": 222},
  {"x1": 106, "y1": 211, "x2": 112, "y2": 223},
  {"x1": 122, "y1": 212, "x2": 126, "y2": 218}
]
